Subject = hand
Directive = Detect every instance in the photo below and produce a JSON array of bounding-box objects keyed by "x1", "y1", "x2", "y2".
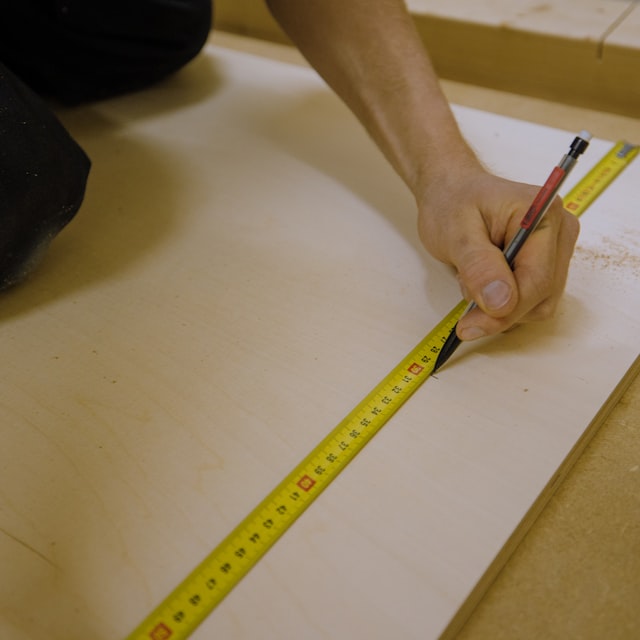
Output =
[
  {"x1": 266, "y1": 0, "x2": 580, "y2": 341},
  {"x1": 417, "y1": 165, "x2": 580, "y2": 340}
]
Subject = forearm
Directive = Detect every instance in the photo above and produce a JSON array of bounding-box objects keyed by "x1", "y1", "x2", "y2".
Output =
[{"x1": 266, "y1": 0, "x2": 482, "y2": 199}]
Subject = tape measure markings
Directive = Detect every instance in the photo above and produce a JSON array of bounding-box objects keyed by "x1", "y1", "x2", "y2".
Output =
[
  {"x1": 563, "y1": 140, "x2": 638, "y2": 215},
  {"x1": 130, "y1": 299, "x2": 467, "y2": 640},
  {"x1": 126, "y1": 140, "x2": 637, "y2": 640}
]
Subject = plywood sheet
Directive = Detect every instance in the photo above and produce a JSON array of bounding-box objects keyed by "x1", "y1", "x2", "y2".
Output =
[
  {"x1": 215, "y1": 0, "x2": 640, "y2": 114},
  {"x1": 215, "y1": 0, "x2": 287, "y2": 43},
  {"x1": 407, "y1": 0, "x2": 633, "y2": 37},
  {"x1": 605, "y1": 1, "x2": 640, "y2": 48},
  {"x1": 1, "y1": 46, "x2": 638, "y2": 640}
]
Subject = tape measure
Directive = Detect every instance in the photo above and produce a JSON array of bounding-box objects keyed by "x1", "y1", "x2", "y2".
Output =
[
  {"x1": 126, "y1": 139, "x2": 637, "y2": 640},
  {"x1": 563, "y1": 140, "x2": 638, "y2": 214}
]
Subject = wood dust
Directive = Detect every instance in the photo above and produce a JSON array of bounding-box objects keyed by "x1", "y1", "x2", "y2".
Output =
[{"x1": 573, "y1": 233, "x2": 640, "y2": 278}]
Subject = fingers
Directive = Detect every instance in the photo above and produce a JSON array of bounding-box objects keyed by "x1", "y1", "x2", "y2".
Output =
[
  {"x1": 417, "y1": 170, "x2": 580, "y2": 343},
  {"x1": 452, "y1": 242, "x2": 518, "y2": 341},
  {"x1": 512, "y1": 203, "x2": 579, "y2": 323},
  {"x1": 456, "y1": 199, "x2": 579, "y2": 340}
]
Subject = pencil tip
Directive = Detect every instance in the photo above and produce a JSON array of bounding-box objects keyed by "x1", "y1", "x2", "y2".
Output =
[
  {"x1": 433, "y1": 327, "x2": 461, "y2": 374},
  {"x1": 431, "y1": 357, "x2": 445, "y2": 376},
  {"x1": 431, "y1": 353, "x2": 446, "y2": 375},
  {"x1": 432, "y1": 356, "x2": 445, "y2": 375}
]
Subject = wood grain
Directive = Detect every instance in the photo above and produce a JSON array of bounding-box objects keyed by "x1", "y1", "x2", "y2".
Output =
[
  {"x1": 213, "y1": 31, "x2": 640, "y2": 640},
  {"x1": 1, "y1": 39, "x2": 638, "y2": 640}
]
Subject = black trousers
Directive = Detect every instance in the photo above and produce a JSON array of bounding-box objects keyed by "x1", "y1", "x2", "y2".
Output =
[{"x1": 0, "y1": 0, "x2": 212, "y2": 289}]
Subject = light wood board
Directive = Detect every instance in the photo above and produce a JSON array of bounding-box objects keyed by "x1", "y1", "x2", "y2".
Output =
[
  {"x1": 1, "y1": 45, "x2": 638, "y2": 640},
  {"x1": 215, "y1": 0, "x2": 640, "y2": 116}
]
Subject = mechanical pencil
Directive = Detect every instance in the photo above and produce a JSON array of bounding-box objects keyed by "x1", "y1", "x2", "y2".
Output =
[{"x1": 432, "y1": 130, "x2": 592, "y2": 373}]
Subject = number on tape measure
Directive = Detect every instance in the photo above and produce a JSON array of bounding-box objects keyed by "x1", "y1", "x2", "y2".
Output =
[
  {"x1": 126, "y1": 140, "x2": 637, "y2": 640},
  {"x1": 128, "y1": 300, "x2": 466, "y2": 640}
]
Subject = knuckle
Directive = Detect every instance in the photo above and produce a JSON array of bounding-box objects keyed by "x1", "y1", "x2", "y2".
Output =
[{"x1": 457, "y1": 247, "x2": 500, "y2": 281}]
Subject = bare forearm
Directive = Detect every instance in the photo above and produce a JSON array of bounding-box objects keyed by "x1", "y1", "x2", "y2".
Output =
[
  {"x1": 266, "y1": 0, "x2": 580, "y2": 344},
  {"x1": 266, "y1": 0, "x2": 480, "y2": 198}
]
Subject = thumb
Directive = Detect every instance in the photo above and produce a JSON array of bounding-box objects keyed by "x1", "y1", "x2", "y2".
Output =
[{"x1": 455, "y1": 243, "x2": 518, "y2": 319}]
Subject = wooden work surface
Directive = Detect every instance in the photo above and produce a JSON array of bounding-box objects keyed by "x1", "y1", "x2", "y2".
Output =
[
  {"x1": 216, "y1": 0, "x2": 640, "y2": 116},
  {"x1": 212, "y1": 33, "x2": 640, "y2": 640},
  {"x1": 1, "y1": 33, "x2": 639, "y2": 640}
]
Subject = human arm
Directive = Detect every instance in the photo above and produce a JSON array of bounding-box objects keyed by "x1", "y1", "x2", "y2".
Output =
[{"x1": 265, "y1": 0, "x2": 579, "y2": 340}]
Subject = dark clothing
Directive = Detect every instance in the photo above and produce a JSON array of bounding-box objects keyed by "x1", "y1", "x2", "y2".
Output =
[
  {"x1": 1, "y1": 0, "x2": 213, "y2": 104},
  {"x1": 0, "y1": 0, "x2": 212, "y2": 289},
  {"x1": 0, "y1": 64, "x2": 90, "y2": 289}
]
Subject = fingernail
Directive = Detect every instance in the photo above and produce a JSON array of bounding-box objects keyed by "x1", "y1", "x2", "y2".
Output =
[
  {"x1": 481, "y1": 280, "x2": 512, "y2": 311},
  {"x1": 459, "y1": 326, "x2": 486, "y2": 341}
]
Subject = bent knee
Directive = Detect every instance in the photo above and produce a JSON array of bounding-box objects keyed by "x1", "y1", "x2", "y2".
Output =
[
  {"x1": 0, "y1": 65, "x2": 90, "y2": 289},
  {"x1": 7, "y1": 0, "x2": 213, "y2": 104},
  {"x1": 57, "y1": 0, "x2": 213, "y2": 102}
]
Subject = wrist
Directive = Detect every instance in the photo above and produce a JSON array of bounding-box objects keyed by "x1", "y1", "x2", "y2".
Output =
[{"x1": 412, "y1": 141, "x2": 486, "y2": 212}]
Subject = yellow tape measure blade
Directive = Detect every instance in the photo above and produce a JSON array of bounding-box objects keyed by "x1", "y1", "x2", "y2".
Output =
[
  {"x1": 563, "y1": 140, "x2": 638, "y2": 217},
  {"x1": 126, "y1": 139, "x2": 637, "y2": 640},
  {"x1": 127, "y1": 301, "x2": 467, "y2": 640}
]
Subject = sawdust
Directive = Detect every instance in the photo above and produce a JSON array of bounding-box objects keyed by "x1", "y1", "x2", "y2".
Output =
[{"x1": 573, "y1": 232, "x2": 640, "y2": 278}]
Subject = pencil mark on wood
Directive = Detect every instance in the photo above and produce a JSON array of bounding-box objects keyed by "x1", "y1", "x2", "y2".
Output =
[{"x1": 0, "y1": 526, "x2": 58, "y2": 568}]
